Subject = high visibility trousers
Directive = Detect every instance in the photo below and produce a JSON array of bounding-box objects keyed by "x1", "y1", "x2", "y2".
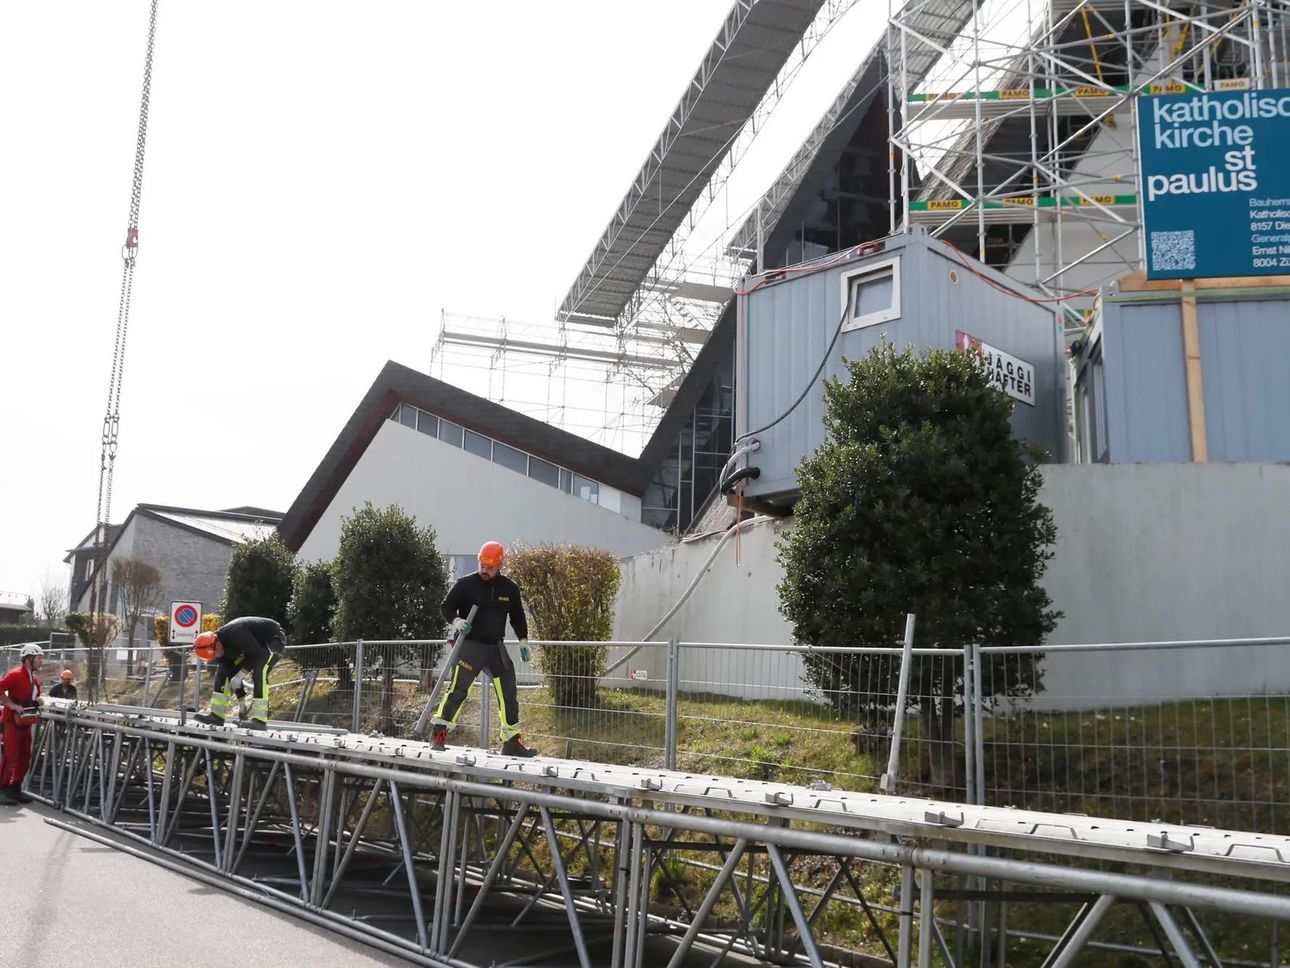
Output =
[
  {"x1": 432, "y1": 638, "x2": 521, "y2": 740},
  {"x1": 210, "y1": 649, "x2": 280, "y2": 722}
]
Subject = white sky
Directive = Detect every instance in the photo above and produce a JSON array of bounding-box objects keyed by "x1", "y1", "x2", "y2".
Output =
[{"x1": 0, "y1": 1, "x2": 886, "y2": 603}]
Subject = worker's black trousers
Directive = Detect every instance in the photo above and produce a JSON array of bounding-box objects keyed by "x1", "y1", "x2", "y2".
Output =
[{"x1": 433, "y1": 638, "x2": 521, "y2": 740}]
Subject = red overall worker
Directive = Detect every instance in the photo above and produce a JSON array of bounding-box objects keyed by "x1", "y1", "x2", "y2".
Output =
[
  {"x1": 0, "y1": 644, "x2": 45, "y2": 806},
  {"x1": 431, "y1": 541, "x2": 537, "y2": 757}
]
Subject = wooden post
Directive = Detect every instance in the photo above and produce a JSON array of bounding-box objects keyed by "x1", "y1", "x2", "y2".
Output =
[{"x1": 1179, "y1": 279, "x2": 1208, "y2": 462}]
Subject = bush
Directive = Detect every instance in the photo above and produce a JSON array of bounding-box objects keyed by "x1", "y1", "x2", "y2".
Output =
[
  {"x1": 287, "y1": 559, "x2": 351, "y2": 691},
  {"x1": 777, "y1": 343, "x2": 1059, "y2": 788},
  {"x1": 221, "y1": 534, "x2": 297, "y2": 626},
  {"x1": 332, "y1": 503, "x2": 449, "y2": 730},
  {"x1": 0, "y1": 625, "x2": 63, "y2": 648},
  {"x1": 504, "y1": 544, "x2": 621, "y2": 708}
]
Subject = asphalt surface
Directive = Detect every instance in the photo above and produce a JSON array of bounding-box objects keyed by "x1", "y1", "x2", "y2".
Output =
[{"x1": 0, "y1": 800, "x2": 411, "y2": 968}]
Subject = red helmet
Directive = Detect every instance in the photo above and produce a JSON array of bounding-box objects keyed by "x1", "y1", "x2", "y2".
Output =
[
  {"x1": 193, "y1": 630, "x2": 220, "y2": 662},
  {"x1": 478, "y1": 541, "x2": 505, "y2": 567}
]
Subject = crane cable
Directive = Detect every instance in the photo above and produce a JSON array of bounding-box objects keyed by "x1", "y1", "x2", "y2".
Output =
[{"x1": 90, "y1": 1, "x2": 159, "y2": 661}]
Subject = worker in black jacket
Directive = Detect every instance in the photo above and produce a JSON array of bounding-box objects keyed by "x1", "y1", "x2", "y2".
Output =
[
  {"x1": 431, "y1": 541, "x2": 536, "y2": 757},
  {"x1": 192, "y1": 616, "x2": 287, "y2": 730}
]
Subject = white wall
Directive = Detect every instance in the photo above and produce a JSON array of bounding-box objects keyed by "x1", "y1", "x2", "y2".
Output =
[
  {"x1": 612, "y1": 464, "x2": 1290, "y2": 706},
  {"x1": 297, "y1": 420, "x2": 671, "y2": 563}
]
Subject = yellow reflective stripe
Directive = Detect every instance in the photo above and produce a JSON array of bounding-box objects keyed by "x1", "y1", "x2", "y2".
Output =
[
  {"x1": 434, "y1": 665, "x2": 463, "y2": 723},
  {"x1": 492, "y1": 677, "x2": 519, "y2": 739}
]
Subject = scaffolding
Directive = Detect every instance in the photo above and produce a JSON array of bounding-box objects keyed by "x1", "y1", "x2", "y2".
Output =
[
  {"x1": 888, "y1": 0, "x2": 1290, "y2": 307},
  {"x1": 431, "y1": 2, "x2": 869, "y2": 456}
]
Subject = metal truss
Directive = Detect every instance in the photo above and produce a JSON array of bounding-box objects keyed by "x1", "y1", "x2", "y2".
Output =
[
  {"x1": 889, "y1": 0, "x2": 1290, "y2": 299},
  {"x1": 27, "y1": 702, "x2": 1290, "y2": 967}
]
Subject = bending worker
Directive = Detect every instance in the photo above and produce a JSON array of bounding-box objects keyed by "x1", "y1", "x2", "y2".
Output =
[
  {"x1": 431, "y1": 541, "x2": 536, "y2": 757},
  {"x1": 0, "y1": 644, "x2": 44, "y2": 806},
  {"x1": 192, "y1": 616, "x2": 286, "y2": 730}
]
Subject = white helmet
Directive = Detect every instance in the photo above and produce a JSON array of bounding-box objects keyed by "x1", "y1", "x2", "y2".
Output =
[{"x1": 19, "y1": 644, "x2": 45, "y2": 659}]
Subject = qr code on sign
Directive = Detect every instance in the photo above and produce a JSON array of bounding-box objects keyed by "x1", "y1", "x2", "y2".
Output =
[{"x1": 1151, "y1": 230, "x2": 1195, "y2": 271}]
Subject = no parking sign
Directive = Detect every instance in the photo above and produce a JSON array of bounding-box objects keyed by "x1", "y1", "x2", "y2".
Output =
[{"x1": 169, "y1": 601, "x2": 203, "y2": 644}]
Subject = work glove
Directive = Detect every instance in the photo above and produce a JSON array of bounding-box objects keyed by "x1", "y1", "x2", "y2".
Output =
[
  {"x1": 450, "y1": 616, "x2": 472, "y2": 637},
  {"x1": 518, "y1": 639, "x2": 530, "y2": 663}
]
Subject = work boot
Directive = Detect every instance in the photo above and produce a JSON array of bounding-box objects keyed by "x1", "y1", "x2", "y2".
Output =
[
  {"x1": 240, "y1": 719, "x2": 267, "y2": 731},
  {"x1": 193, "y1": 712, "x2": 224, "y2": 727},
  {"x1": 431, "y1": 725, "x2": 449, "y2": 751},
  {"x1": 0, "y1": 786, "x2": 19, "y2": 806},
  {"x1": 11, "y1": 786, "x2": 33, "y2": 804},
  {"x1": 501, "y1": 734, "x2": 538, "y2": 758}
]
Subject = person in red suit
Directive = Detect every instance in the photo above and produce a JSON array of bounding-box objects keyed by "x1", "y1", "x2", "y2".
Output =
[{"x1": 0, "y1": 643, "x2": 45, "y2": 806}]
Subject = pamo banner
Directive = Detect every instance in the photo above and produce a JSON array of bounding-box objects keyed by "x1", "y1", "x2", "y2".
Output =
[{"x1": 1138, "y1": 87, "x2": 1290, "y2": 279}]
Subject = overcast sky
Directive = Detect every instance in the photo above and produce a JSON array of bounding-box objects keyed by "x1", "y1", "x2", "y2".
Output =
[{"x1": 0, "y1": 1, "x2": 881, "y2": 604}]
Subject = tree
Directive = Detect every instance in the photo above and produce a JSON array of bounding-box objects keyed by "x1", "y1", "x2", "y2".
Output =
[
  {"x1": 38, "y1": 569, "x2": 66, "y2": 625},
  {"x1": 287, "y1": 559, "x2": 352, "y2": 691},
  {"x1": 332, "y1": 503, "x2": 449, "y2": 731},
  {"x1": 505, "y1": 544, "x2": 621, "y2": 708},
  {"x1": 65, "y1": 611, "x2": 121, "y2": 702},
  {"x1": 220, "y1": 534, "x2": 297, "y2": 626},
  {"x1": 111, "y1": 556, "x2": 163, "y2": 668},
  {"x1": 777, "y1": 343, "x2": 1060, "y2": 789}
]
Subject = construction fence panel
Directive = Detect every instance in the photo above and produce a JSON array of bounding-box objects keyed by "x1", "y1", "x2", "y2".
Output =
[
  {"x1": 976, "y1": 638, "x2": 1290, "y2": 832},
  {"x1": 521, "y1": 640, "x2": 670, "y2": 765},
  {"x1": 671, "y1": 642, "x2": 970, "y2": 798}
]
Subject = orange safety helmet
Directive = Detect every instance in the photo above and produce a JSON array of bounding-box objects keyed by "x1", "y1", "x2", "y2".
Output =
[
  {"x1": 193, "y1": 630, "x2": 220, "y2": 662},
  {"x1": 478, "y1": 541, "x2": 505, "y2": 567},
  {"x1": 61, "y1": 669, "x2": 74, "y2": 681}
]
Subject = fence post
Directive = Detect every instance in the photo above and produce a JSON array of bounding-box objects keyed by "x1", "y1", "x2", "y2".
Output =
[
  {"x1": 352, "y1": 640, "x2": 365, "y2": 734},
  {"x1": 881, "y1": 613, "x2": 917, "y2": 794},
  {"x1": 664, "y1": 639, "x2": 680, "y2": 770},
  {"x1": 963, "y1": 645, "x2": 976, "y2": 806},
  {"x1": 971, "y1": 643, "x2": 985, "y2": 805}
]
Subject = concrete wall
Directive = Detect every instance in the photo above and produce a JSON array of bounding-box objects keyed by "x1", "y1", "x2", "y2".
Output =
[
  {"x1": 298, "y1": 420, "x2": 671, "y2": 564},
  {"x1": 613, "y1": 463, "x2": 1290, "y2": 706}
]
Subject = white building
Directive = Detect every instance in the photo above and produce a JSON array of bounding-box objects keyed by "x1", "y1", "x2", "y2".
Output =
[{"x1": 279, "y1": 362, "x2": 672, "y2": 572}]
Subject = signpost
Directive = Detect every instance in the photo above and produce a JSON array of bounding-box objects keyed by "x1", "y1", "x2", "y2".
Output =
[
  {"x1": 169, "y1": 601, "x2": 202, "y2": 644},
  {"x1": 1137, "y1": 87, "x2": 1290, "y2": 279}
]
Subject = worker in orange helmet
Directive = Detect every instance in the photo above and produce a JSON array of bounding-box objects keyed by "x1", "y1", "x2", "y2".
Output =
[
  {"x1": 192, "y1": 616, "x2": 287, "y2": 730},
  {"x1": 431, "y1": 541, "x2": 536, "y2": 757},
  {"x1": 48, "y1": 669, "x2": 78, "y2": 701}
]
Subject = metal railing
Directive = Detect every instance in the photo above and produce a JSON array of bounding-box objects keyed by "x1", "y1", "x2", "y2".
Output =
[{"x1": 16, "y1": 629, "x2": 1290, "y2": 833}]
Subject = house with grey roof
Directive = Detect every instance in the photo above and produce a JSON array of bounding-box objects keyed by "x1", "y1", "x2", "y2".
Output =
[{"x1": 70, "y1": 504, "x2": 283, "y2": 622}]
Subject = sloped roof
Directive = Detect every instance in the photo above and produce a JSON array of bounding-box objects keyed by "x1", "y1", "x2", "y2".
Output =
[{"x1": 277, "y1": 361, "x2": 647, "y2": 552}]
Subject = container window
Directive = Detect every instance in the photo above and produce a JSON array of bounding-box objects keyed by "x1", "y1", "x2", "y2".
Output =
[{"x1": 840, "y1": 258, "x2": 900, "y2": 331}]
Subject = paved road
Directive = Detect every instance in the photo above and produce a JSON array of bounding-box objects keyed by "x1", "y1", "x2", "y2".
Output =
[{"x1": 1, "y1": 801, "x2": 410, "y2": 968}]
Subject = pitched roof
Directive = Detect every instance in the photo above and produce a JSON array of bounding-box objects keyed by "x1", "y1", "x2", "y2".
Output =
[{"x1": 277, "y1": 361, "x2": 647, "y2": 552}]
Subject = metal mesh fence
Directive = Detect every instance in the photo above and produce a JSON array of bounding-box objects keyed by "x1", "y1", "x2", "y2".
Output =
[{"x1": 976, "y1": 640, "x2": 1290, "y2": 832}]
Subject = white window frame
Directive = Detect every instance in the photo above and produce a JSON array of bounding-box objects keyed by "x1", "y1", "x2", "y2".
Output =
[{"x1": 839, "y1": 257, "x2": 901, "y2": 332}]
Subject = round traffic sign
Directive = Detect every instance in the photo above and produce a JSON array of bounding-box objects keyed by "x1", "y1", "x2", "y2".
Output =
[{"x1": 174, "y1": 605, "x2": 199, "y2": 628}]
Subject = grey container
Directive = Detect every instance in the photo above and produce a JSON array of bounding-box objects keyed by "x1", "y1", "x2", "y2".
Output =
[
  {"x1": 1073, "y1": 276, "x2": 1290, "y2": 463},
  {"x1": 736, "y1": 230, "x2": 1063, "y2": 506}
]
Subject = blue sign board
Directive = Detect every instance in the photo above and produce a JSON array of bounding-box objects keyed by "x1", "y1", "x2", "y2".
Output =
[{"x1": 1137, "y1": 87, "x2": 1290, "y2": 279}]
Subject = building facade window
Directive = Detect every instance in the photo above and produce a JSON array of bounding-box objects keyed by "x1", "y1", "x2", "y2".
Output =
[
  {"x1": 389, "y1": 403, "x2": 614, "y2": 507},
  {"x1": 463, "y1": 429, "x2": 492, "y2": 460}
]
